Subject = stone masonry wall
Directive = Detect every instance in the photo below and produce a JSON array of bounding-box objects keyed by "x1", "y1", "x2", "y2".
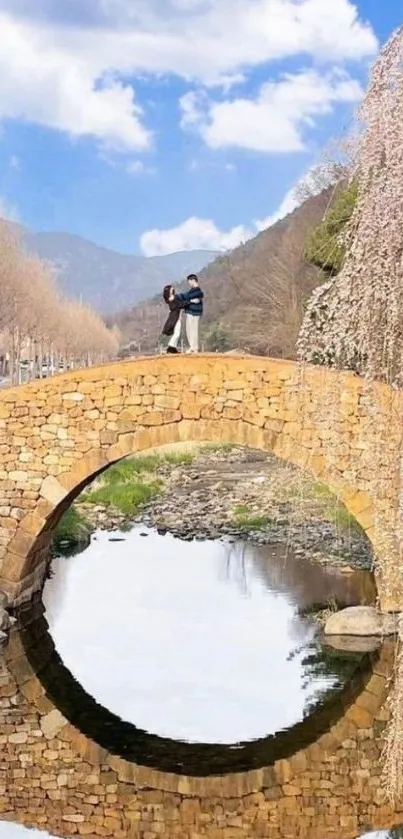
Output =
[
  {"x1": 1, "y1": 628, "x2": 402, "y2": 838},
  {"x1": 0, "y1": 354, "x2": 400, "y2": 608}
]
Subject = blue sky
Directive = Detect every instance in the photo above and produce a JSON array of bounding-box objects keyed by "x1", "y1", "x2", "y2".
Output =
[{"x1": 0, "y1": 0, "x2": 400, "y2": 256}]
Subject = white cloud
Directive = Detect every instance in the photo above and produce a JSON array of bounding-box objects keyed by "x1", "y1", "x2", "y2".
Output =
[
  {"x1": 140, "y1": 217, "x2": 252, "y2": 256},
  {"x1": 0, "y1": 1, "x2": 377, "y2": 151},
  {"x1": 9, "y1": 154, "x2": 21, "y2": 170},
  {"x1": 126, "y1": 159, "x2": 156, "y2": 175},
  {"x1": 255, "y1": 160, "x2": 344, "y2": 229},
  {"x1": 180, "y1": 69, "x2": 363, "y2": 153},
  {"x1": 140, "y1": 164, "x2": 331, "y2": 255},
  {"x1": 255, "y1": 187, "x2": 301, "y2": 231},
  {"x1": 0, "y1": 13, "x2": 150, "y2": 152}
]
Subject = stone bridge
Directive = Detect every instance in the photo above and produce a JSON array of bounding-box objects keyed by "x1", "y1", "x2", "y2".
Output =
[
  {"x1": 1, "y1": 355, "x2": 403, "y2": 838},
  {"x1": 0, "y1": 355, "x2": 400, "y2": 609}
]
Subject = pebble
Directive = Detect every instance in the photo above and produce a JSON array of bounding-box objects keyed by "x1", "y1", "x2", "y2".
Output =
[{"x1": 77, "y1": 447, "x2": 372, "y2": 572}]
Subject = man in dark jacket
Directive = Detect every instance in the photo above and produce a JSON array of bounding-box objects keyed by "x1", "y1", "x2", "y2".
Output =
[{"x1": 176, "y1": 274, "x2": 204, "y2": 353}]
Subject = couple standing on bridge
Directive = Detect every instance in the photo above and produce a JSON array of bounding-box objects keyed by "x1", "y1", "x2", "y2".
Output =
[{"x1": 162, "y1": 274, "x2": 204, "y2": 354}]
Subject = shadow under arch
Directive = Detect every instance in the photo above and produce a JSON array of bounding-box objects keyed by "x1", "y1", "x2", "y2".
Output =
[
  {"x1": 13, "y1": 595, "x2": 376, "y2": 778},
  {"x1": 4, "y1": 416, "x2": 375, "y2": 605},
  {"x1": 3, "y1": 618, "x2": 400, "y2": 835}
]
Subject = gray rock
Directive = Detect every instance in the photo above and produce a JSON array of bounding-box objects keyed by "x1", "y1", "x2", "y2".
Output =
[
  {"x1": 323, "y1": 634, "x2": 382, "y2": 653},
  {"x1": 0, "y1": 592, "x2": 8, "y2": 609},
  {"x1": 0, "y1": 609, "x2": 11, "y2": 632},
  {"x1": 324, "y1": 606, "x2": 400, "y2": 637}
]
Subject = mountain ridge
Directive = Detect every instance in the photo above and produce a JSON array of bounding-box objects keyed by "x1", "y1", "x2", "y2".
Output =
[{"x1": 2, "y1": 219, "x2": 218, "y2": 313}]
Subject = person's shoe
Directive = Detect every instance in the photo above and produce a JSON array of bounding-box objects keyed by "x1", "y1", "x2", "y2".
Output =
[{"x1": 167, "y1": 346, "x2": 179, "y2": 354}]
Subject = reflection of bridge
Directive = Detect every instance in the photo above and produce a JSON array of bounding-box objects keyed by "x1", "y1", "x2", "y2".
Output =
[
  {"x1": 1, "y1": 618, "x2": 402, "y2": 838},
  {"x1": 0, "y1": 355, "x2": 400, "y2": 609},
  {"x1": 0, "y1": 355, "x2": 403, "y2": 837}
]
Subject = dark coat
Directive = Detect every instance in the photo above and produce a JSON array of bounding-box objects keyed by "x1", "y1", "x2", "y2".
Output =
[
  {"x1": 162, "y1": 297, "x2": 187, "y2": 336},
  {"x1": 176, "y1": 286, "x2": 204, "y2": 316}
]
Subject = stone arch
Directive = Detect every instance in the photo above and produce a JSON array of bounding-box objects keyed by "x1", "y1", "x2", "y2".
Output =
[
  {"x1": 0, "y1": 355, "x2": 390, "y2": 606},
  {"x1": 0, "y1": 355, "x2": 402, "y2": 836},
  {"x1": 2, "y1": 414, "x2": 372, "y2": 605}
]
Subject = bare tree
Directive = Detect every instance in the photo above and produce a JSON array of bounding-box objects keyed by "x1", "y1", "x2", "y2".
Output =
[
  {"x1": 0, "y1": 220, "x2": 118, "y2": 384},
  {"x1": 226, "y1": 196, "x2": 325, "y2": 358}
]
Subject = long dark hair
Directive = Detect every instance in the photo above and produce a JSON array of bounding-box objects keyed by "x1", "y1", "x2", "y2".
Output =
[{"x1": 163, "y1": 284, "x2": 172, "y2": 304}]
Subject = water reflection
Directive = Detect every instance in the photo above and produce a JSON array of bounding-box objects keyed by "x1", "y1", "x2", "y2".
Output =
[
  {"x1": 0, "y1": 826, "x2": 55, "y2": 838},
  {"x1": 361, "y1": 832, "x2": 403, "y2": 838},
  {"x1": 42, "y1": 527, "x2": 373, "y2": 745}
]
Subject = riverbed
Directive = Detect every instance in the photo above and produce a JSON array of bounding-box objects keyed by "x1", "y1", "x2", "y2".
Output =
[{"x1": 77, "y1": 446, "x2": 373, "y2": 571}]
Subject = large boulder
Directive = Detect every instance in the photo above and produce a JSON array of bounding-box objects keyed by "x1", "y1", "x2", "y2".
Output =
[
  {"x1": 324, "y1": 606, "x2": 399, "y2": 637},
  {"x1": 323, "y1": 634, "x2": 381, "y2": 653}
]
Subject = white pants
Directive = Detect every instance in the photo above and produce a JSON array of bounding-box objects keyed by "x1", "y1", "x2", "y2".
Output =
[
  {"x1": 186, "y1": 314, "x2": 200, "y2": 352},
  {"x1": 168, "y1": 314, "x2": 182, "y2": 348}
]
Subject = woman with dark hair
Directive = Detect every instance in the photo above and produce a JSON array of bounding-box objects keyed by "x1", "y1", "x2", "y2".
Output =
[{"x1": 161, "y1": 285, "x2": 186, "y2": 354}]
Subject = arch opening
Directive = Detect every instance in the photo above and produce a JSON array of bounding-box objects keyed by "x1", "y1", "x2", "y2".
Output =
[
  {"x1": 9, "y1": 439, "x2": 378, "y2": 777},
  {"x1": 3, "y1": 418, "x2": 377, "y2": 607}
]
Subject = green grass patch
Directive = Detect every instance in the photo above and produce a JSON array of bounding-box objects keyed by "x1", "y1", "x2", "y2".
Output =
[
  {"x1": 202, "y1": 443, "x2": 234, "y2": 454},
  {"x1": 312, "y1": 482, "x2": 335, "y2": 501},
  {"x1": 106, "y1": 451, "x2": 194, "y2": 480},
  {"x1": 325, "y1": 504, "x2": 363, "y2": 534},
  {"x1": 107, "y1": 456, "x2": 160, "y2": 478},
  {"x1": 280, "y1": 478, "x2": 363, "y2": 534},
  {"x1": 53, "y1": 506, "x2": 92, "y2": 549},
  {"x1": 85, "y1": 479, "x2": 162, "y2": 516},
  {"x1": 233, "y1": 503, "x2": 273, "y2": 531},
  {"x1": 164, "y1": 451, "x2": 194, "y2": 466},
  {"x1": 80, "y1": 450, "x2": 197, "y2": 518},
  {"x1": 283, "y1": 480, "x2": 335, "y2": 502},
  {"x1": 80, "y1": 446, "x2": 236, "y2": 519}
]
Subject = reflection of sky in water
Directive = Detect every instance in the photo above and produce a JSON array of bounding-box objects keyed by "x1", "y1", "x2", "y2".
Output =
[
  {"x1": 0, "y1": 821, "x2": 396, "y2": 839},
  {"x1": 0, "y1": 822, "x2": 396, "y2": 839},
  {"x1": 361, "y1": 834, "x2": 395, "y2": 838},
  {"x1": 0, "y1": 823, "x2": 396, "y2": 838},
  {"x1": 0, "y1": 826, "x2": 55, "y2": 837},
  {"x1": 43, "y1": 528, "x2": 360, "y2": 744}
]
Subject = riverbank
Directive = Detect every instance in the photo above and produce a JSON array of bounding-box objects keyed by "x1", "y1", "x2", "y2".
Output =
[{"x1": 55, "y1": 445, "x2": 372, "y2": 571}]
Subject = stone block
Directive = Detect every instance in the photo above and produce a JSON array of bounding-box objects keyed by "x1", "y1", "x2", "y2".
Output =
[
  {"x1": 40, "y1": 709, "x2": 68, "y2": 740},
  {"x1": 62, "y1": 392, "x2": 84, "y2": 402},
  {"x1": 154, "y1": 396, "x2": 181, "y2": 411},
  {"x1": 39, "y1": 475, "x2": 67, "y2": 506}
]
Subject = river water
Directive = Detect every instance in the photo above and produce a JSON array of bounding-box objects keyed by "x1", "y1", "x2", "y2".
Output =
[{"x1": 42, "y1": 526, "x2": 374, "y2": 745}]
